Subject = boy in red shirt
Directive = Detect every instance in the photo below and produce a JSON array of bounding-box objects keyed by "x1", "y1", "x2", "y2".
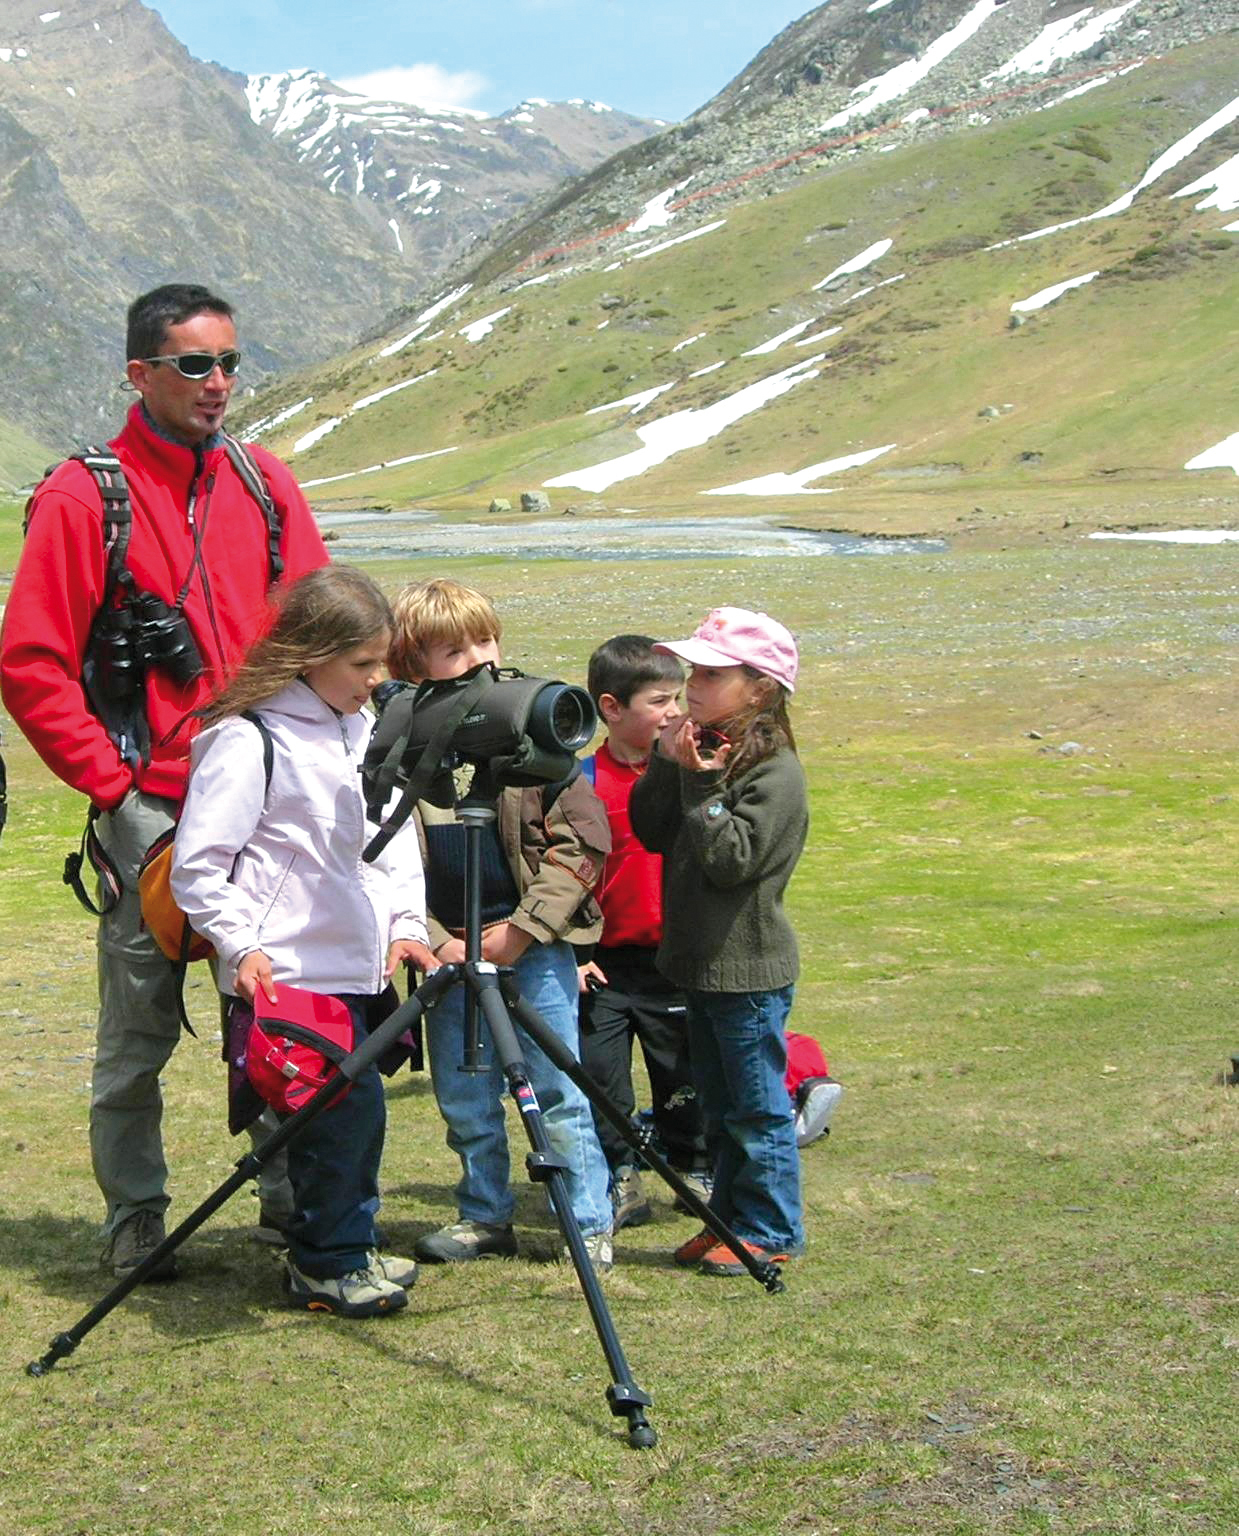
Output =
[{"x1": 578, "y1": 635, "x2": 709, "y2": 1228}]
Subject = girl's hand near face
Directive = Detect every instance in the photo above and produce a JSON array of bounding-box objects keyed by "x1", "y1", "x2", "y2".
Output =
[
  {"x1": 655, "y1": 710, "x2": 690, "y2": 759},
  {"x1": 666, "y1": 716, "x2": 731, "y2": 773}
]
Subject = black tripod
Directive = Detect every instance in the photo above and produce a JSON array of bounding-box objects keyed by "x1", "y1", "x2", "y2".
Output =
[{"x1": 27, "y1": 796, "x2": 785, "y2": 1448}]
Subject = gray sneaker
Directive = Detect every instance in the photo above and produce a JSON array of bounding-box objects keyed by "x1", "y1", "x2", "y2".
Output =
[
  {"x1": 285, "y1": 1258, "x2": 407, "y2": 1318},
  {"x1": 368, "y1": 1250, "x2": 419, "y2": 1289},
  {"x1": 252, "y1": 1204, "x2": 293, "y2": 1247},
  {"x1": 672, "y1": 1168, "x2": 714, "y2": 1215},
  {"x1": 611, "y1": 1165, "x2": 652, "y2": 1231},
  {"x1": 105, "y1": 1209, "x2": 178, "y2": 1282},
  {"x1": 414, "y1": 1220, "x2": 518, "y2": 1263},
  {"x1": 561, "y1": 1231, "x2": 614, "y2": 1275}
]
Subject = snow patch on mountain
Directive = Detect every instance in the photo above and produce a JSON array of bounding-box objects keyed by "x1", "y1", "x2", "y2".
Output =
[
  {"x1": 631, "y1": 221, "x2": 728, "y2": 262},
  {"x1": 821, "y1": 0, "x2": 1002, "y2": 131},
  {"x1": 300, "y1": 446, "x2": 458, "y2": 490},
  {"x1": 377, "y1": 286, "x2": 472, "y2": 358},
  {"x1": 813, "y1": 239, "x2": 893, "y2": 291},
  {"x1": 1011, "y1": 270, "x2": 1100, "y2": 312},
  {"x1": 743, "y1": 318, "x2": 820, "y2": 356},
  {"x1": 242, "y1": 397, "x2": 314, "y2": 442},
  {"x1": 588, "y1": 383, "x2": 678, "y2": 416},
  {"x1": 543, "y1": 354, "x2": 825, "y2": 494},
  {"x1": 1174, "y1": 152, "x2": 1239, "y2": 213},
  {"x1": 704, "y1": 443, "x2": 897, "y2": 496},
  {"x1": 294, "y1": 418, "x2": 342, "y2": 454},
  {"x1": 1184, "y1": 432, "x2": 1239, "y2": 475},
  {"x1": 989, "y1": 4, "x2": 1139, "y2": 82},
  {"x1": 459, "y1": 307, "x2": 513, "y2": 342},
  {"x1": 1091, "y1": 528, "x2": 1239, "y2": 543},
  {"x1": 629, "y1": 180, "x2": 693, "y2": 233}
]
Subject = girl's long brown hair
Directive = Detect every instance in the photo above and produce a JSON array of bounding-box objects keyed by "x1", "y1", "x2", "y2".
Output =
[
  {"x1": 201, "y1": 565, "x2": 392, "y2": 724},
  {"x1": 718, "y1": 668, "x2": 796, "y2": 783}
]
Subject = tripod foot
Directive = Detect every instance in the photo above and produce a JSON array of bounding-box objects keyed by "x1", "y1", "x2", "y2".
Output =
[
  {"x1": 26, "y1": 1333, "x2": 78, "y2": 1377},
  {"x1": 627, "y1": 1414, "x2": 657, "y2": 1450}
]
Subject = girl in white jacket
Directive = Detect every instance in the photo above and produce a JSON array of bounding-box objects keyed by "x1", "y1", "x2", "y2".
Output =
[{"x1": 173, "y1": 565, "x2": 436, "y2": 1319}]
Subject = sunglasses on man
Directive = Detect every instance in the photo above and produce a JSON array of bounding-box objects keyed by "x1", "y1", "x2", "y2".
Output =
[{"x1": 139, "y1": 350, "x2": 242, "y2": 379}]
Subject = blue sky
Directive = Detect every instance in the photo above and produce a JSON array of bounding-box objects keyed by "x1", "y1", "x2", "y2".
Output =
[{"x1": 152, "y1": 1, "x2": 815, "y2": 121}]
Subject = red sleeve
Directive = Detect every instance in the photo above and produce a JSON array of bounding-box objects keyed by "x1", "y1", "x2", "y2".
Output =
[
  {"x1": 252, "y1": 449, "x2": 330, "y2": 582},
  {"x1": 0, "y1": 471, "x2": 132, "y2": 807}
]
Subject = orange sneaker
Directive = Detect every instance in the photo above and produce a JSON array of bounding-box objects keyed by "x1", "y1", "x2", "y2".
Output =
[
  {"x1": 673, "y1": 1229, "x2": 716, "y2": 1267},
  {"x1": 698, "y1": 1239, "x2": 790, "y2": 1277}
]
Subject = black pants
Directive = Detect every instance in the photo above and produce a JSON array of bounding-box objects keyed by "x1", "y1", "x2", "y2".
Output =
[{"x1": 579, "y1": 946, "x2": 706, "y2": 1173}]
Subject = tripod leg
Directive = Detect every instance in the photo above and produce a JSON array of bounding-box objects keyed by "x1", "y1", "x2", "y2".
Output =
[
  {"x1": 26, "y1": 968, "x2": 459, "y2": 1378},
  {"x1": 469, "y1": 965, "x2": 656, "y2": 1448},
  {"x1": 503, "y1": 979, "x2": 786, "y2": 1295}
]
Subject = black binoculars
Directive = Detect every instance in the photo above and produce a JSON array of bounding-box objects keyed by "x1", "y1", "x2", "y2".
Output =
[{"x1": 95, "y1": 592, "x2": 204, "y2": 698}]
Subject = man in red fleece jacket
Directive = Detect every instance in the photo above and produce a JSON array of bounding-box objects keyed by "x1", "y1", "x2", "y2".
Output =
[{"x1": 1, "y1": 284, "x2": 328, "y2": 1279}]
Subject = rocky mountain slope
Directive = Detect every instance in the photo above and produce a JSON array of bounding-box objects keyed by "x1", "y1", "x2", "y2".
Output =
[
  {"x1": 233, "y1": 0, "x2": 1238, "y2": 536},
  {"x1": 244, "y1": 73, "x2": 658, "y2": 283},
  {"x1": 0, "y1": 0, "x2": 655, "y2": 466}
]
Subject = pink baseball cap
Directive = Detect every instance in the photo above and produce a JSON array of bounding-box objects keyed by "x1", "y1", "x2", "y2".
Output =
[{"x1": 654, "y1": 607, "x2": 798, "y2": 693}]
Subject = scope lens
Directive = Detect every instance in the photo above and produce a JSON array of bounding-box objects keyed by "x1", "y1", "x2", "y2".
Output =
[{"x1": 527, "y1": 683, "x2": 596, "y2": 752}]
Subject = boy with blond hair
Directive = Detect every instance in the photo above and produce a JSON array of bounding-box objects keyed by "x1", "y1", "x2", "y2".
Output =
[{"x1": 385, "y1": 579, "x2": 614, "y2": 1270}]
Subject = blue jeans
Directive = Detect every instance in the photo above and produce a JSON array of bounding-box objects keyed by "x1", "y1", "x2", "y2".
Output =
[
  {"x1": 284, "y1": 998, "x2": 385, "y2": 1278},
  {"x1": 686, "y1": 986, "x2": 805, "y2": 1254},
  {"x1": 426, "y1": 940, "x2": 611, "y2": 1236}
]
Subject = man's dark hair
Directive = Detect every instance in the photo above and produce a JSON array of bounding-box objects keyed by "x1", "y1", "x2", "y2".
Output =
[
  {"x1": 587, "y1": 634, "x2": 684, "y2": 708},
  {"x1": 126, "y1": 284, "x2": 234, "y2": 361}
]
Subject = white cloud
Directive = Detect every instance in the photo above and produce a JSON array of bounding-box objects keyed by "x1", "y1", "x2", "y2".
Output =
[{"x1": 336, "y1": 63, "x2": 489, "y2": 114}]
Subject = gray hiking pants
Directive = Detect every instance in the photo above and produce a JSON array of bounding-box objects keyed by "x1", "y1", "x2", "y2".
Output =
[{"x1": 90, "y1": 789, "x2": 289, "y2": 1236}]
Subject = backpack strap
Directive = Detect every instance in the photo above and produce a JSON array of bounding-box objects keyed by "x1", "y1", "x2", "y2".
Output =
[
  {"x1": 63, "y1": 448, "x2": 134, "y2": 613},
  {"x1": 580, "y1": 753, "x2": 596, "y2": 786},
  {"x1": 62, "y1": 804, "x2": 124, "y2": 917},
  {"x1": 222, "y1": 435, "x2": 284, "y2": 584},
  {"x1": 239, "y1": 709, "x2": 275, "y2": 791}
]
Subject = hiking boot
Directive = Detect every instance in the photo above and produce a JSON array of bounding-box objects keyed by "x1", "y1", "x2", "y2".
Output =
[
  {"x1": 611, "y1": 1165, "x2": 652, "y2": 1231},
  {"x1": 252, "y1": 1205, "x2": 292, "y2": 1247},
  {"x1": 795, "y1": 1077, "x2": 843, "y2": 1148},
  {"x1": 368, "y1": 1250, "x2": 419, "y2": 1289},
  {"x1": 672, "y1": 1168, "x2": 713, "y2": 1215},
  {"x1": 562, "y1": 1231, "x2": 614, "y2": 1275},
  {"x1": 105, "y1": 1209, "x2": 178, "y2": 1282},
  {"x1": 414, "y1": 1219, "x2": 518, "y2": 1263},
  {"x1": 284, "y1": 1258, "x2": 407, "y2": 1318},
  {"x1": 698, "y1": 1239, "x2": 790, "y2": 1277},
  {"x1": 672, "y1": 1228, "x2": 716, "y2": 1267}
]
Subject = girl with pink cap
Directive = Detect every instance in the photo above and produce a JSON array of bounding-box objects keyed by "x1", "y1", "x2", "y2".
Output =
[{"x1": 630, "y1": 607, "x2": 808, "y2": 1275}]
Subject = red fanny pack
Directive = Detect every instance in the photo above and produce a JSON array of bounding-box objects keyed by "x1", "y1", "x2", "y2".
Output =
[{"x1": 245, "y1": 985, "x2": 357, "y2": 1114}]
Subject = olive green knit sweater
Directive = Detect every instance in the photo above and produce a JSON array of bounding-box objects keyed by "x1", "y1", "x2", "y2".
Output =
[{"x1": 629, "y1": 746, "x2": 807, "y2": 993}]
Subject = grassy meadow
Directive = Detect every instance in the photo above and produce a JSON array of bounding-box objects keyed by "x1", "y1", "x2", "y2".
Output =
[{"x1": 0, "y1": 516, "x2": 1236, "y2": 1534}]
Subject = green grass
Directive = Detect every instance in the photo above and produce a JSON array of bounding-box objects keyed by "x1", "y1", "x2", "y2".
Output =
[{"x1": 2, "y1": 540, "x2": 1237, "y2": 1533}]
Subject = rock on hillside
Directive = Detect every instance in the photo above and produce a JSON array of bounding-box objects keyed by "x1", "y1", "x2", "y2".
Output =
[{"x1": 244, "y1": 72, "x2": 660, "y2": 279}]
